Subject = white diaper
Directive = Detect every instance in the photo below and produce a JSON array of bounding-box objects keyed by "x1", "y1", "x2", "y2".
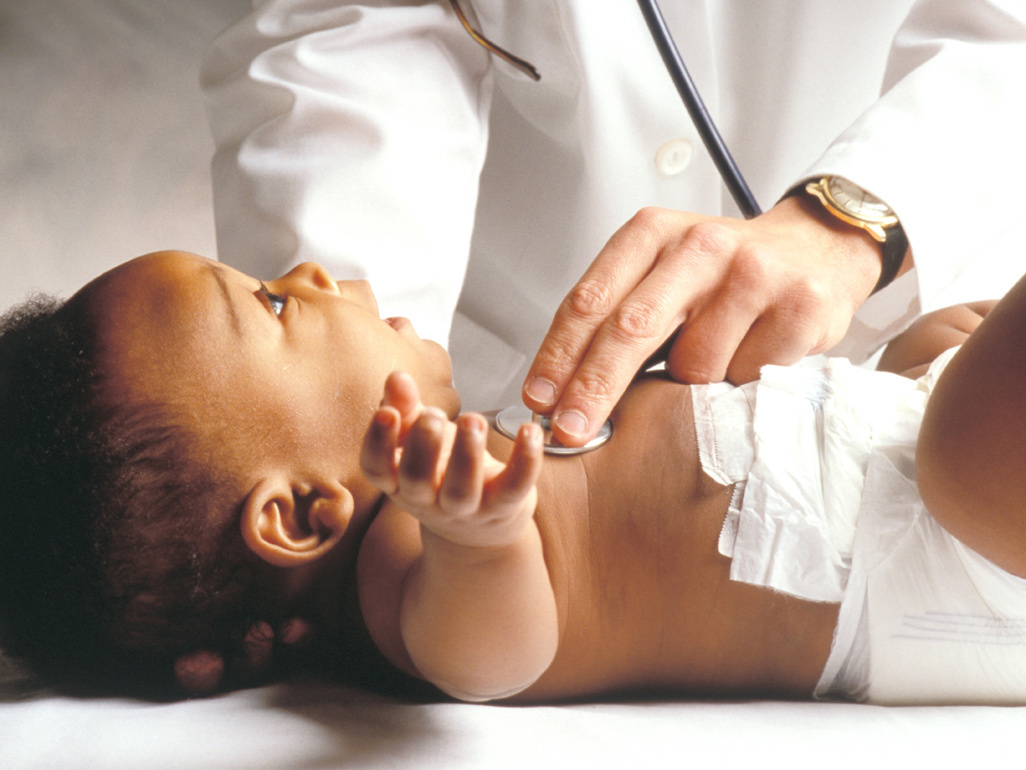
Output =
[
  {"x1": 693, "y1": 349, "x2": 1026, "y2": 704},
  {"x1": 692, "y1": 354, "x2": 933, "y2": 603}
]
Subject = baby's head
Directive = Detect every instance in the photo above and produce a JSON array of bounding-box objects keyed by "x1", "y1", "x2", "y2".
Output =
[{"x1": 0, "y1": 251, "x2": 458, "y2": 695}]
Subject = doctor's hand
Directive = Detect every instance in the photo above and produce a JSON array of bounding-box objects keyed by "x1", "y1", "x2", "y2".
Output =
[{"x1": 523, "y1": 194, "x2": 899, "y2": 447}]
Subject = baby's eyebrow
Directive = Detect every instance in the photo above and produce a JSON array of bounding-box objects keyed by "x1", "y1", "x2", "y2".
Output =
[{"x1": 207, "y1": 263, "x2": 242, "y2": 337}]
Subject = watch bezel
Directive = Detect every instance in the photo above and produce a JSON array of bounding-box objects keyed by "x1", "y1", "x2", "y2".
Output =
[{"x1": 821, "y1": 176, "x2": 898, "y2": 228}]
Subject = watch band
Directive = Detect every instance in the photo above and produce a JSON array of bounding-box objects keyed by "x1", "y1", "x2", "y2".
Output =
[
  {"x1": 873, "y1": 218, "x2": 908, "y2": 293},
  {"x1": 799, "y1": 177, "x2": 907, "y2": 294}
]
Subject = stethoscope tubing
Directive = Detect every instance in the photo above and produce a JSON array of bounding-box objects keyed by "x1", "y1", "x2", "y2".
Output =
[
  {"x1": 636, "y1": 0, "x2": 762, "y2": 219},
  {"x1": 503, "y1": 1, "x2": 764, "y2": 454}
]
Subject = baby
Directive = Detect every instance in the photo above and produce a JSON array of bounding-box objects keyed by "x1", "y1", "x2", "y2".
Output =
[{"x1": 0, "y1": 250, "x2": 1022, "y2": 704}]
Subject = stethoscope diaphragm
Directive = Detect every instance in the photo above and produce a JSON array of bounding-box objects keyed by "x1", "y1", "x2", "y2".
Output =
[{"x1": 494, "y1": 404, "x2": 613, "y2": 455}]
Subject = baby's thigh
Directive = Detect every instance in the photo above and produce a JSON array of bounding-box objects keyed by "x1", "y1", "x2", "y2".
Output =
[{"x1": 916, "y1": 284, "x2": 1026, "y2": 578}]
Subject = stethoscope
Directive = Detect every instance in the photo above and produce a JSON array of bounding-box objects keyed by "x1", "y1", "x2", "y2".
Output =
[
  {"x1": 452, "y1": 0, "x2": 761, "y2": 454},
  {"x1": 635, "y1": 0, "x2": 762, "y2": 219}
]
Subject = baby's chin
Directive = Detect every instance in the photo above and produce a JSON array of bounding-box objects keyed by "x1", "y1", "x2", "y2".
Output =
[
  {"x1": 420, "y1": 366, "x2": 460, "y2": 419},
  {"x1": 432, "y1": 382, "x2": 461, "y2": 419},
  {"x1": 420, "y1": 346, "x2": 459, "y2": 418}
]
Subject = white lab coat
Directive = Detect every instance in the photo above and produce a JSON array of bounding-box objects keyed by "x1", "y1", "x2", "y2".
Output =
[{"x1": 204, "y1": 0, "x2": 1026, "y2": 410}]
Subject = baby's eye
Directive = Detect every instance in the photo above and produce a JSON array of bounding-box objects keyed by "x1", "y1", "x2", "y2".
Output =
[{"x1": 259, "y1": 283, "x2": 287, "y2": 317}]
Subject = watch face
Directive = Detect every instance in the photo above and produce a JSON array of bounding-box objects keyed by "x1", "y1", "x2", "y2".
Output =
[{"x1": 826, "y1": 177, "x2": 894, "y2": 222}]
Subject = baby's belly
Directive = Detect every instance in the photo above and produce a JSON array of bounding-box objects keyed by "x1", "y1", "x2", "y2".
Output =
[{"x1": 511, "y1": 377, "x2": 838, "y2": 701}]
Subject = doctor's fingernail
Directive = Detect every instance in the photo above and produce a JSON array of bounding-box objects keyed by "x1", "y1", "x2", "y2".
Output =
[
  {"x1": 554, "y1": 410, "x2": 588, "y2": 439},
  {"x1": 525, "y1": 377, "x2": 557, "y2": 406}
]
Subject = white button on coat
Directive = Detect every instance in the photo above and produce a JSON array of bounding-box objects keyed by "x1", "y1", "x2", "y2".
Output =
[{"x1": 655, "y1": 137, "x2": 694, "y2": 176}]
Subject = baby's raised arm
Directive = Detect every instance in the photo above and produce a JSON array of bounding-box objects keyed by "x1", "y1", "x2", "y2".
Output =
[
  {"x1": 916, "y1": 277, "x2": 1026, "y2": 578},
  {"x1": 359, "y1": 372, "x2": 558, "y2": 701}
]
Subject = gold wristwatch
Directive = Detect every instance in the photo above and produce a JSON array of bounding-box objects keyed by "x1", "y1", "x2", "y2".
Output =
[{"x1": 804, "y1": 176, "x2": 908, "y2": 293}]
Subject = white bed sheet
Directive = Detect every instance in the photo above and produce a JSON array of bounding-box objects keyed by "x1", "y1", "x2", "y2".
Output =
[
  {"x1": 2, "y1": 682, "x2": 1025, "y2": 769},
  {"x1": 3, "y1": 1, "x2": 1026, "y2": 766}
]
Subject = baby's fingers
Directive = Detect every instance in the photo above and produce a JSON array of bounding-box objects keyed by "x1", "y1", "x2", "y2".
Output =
[
  {"x1": 397, "y1": 407, "x2": 450, "y2": 507},
  {"x1": 360, "y1": 406, "x2": 401, "y2": 494},
  {"x1": 439, "y1": 413, "x2": 488, "y2": 515},
  {"x1": 381, "y1": 371, "x2": 424, "y2": 437},
  {"x1": 484, "y1": 422, "x2": 543, "y2": 509}
]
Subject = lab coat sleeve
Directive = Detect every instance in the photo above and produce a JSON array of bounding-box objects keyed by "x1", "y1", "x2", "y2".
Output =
[
  {"x1": 803, "y1": 0, "x2": 1026, "y2": 318},
  {"x1": 202, "y1": 0, "x2": 493, "y2": 346}
]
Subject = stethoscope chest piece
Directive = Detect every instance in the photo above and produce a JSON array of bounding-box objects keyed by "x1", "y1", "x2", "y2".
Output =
[{"x1": 494, "y1": 405, "x2": 613, "y2": 455}]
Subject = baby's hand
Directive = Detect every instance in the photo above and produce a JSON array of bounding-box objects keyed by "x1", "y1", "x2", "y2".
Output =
[
  {"x1": 173, "y1": 617, "x2": 314, "y2": 695},
  {"x1": 360, "y1": 371, "x2": 543, "y2": 549}
]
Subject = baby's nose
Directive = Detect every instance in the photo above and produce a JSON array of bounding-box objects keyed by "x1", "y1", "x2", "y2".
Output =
[{"x1": 285, "y1": 262, "x2": 341, "y2": 294}]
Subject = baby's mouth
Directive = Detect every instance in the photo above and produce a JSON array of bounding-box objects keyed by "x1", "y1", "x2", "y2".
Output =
[{"x1": 385, "y1": 317, "x2": 418, "y2": 337}]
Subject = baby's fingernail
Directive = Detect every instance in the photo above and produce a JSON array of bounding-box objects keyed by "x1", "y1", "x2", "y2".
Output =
[
  {"x1": 525, "y1": 377, "x2": 556, "y2": 407},
  {"x1": 460, "y1": 413, "x2": 486, "y2": 434},
  {"x1": 554, "y1": 409, "x2": 588, "y2": 438},
  {"x1": 278, "y1": 618, "x2": 313, "y2": 646},
  {"x1": 421, "y1": 407, "x2": 447, "y2": 426}
]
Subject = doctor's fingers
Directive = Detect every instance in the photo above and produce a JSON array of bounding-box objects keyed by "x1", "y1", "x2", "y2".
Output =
[
  {"x1": 524, "y1": 228, "x2": 665, "y2": 415},
  {"x1": 659, "y1": 256, "x2": 784, "y2": 384},
  {"x1": 725, "y1": 315, "x2": 823, "y2": 384},
  {"x1": 664, "y1": 296, "x2": 758, "y2": 384},
  {"x1": 666, "y1": 258, "x2": 848, "y2": 383},
  {"x1": 669, "y1": 302, "x2": 816, "y2": 386},
  {"x1": 724, "y1": 266, "x2": 857, "y2": 382},
  {"x1": 672, "y1": 271, "x2": 854, "y2": 384},
  {"x1": 732, "y1": 295, "x2": 859, "y2": 380},
  {"x1": 537, "y1": 265, "x2": 709, "y2": 446},
  {"x1": 523, "y1": 207, "x2": 722, "y2": 409}
]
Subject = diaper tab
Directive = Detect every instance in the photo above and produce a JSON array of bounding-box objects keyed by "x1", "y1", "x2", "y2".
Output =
[
  {"x1": 691, "y1": 381, "x2": 758, "y2": 559},
  {"x1": 721, "y1": 360, "x2": 884, "y2": 603},
  {"x1": 690, "y1": 381, "x2": 757, "y2": 487}
]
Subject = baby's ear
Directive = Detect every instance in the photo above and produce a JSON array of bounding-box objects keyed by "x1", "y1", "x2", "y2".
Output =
[{"x1": 240, "y1": 476, "x2": 354, "y2": 567}]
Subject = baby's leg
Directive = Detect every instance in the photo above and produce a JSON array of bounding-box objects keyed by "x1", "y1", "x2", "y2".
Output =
[{"x1": 917, "y1": 272, "x2": 1026, "y2": 577}]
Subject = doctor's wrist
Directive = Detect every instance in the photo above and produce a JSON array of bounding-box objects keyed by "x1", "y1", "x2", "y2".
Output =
[
  {"x1": 767, "y1": 194, "x2": 884, "y2": 305},
  {"x1": 784, "y1": 177, "x2": 909, "y2": 294}
]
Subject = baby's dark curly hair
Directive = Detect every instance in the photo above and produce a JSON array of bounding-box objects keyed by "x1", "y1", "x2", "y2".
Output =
[{"x1": 0, "y1": 289, "x2": 268, "y2": 697}]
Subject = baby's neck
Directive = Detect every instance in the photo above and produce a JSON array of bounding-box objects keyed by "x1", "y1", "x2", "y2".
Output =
[{"x1": 298, "y1": 493, "x2": 385, "y2": 643}]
